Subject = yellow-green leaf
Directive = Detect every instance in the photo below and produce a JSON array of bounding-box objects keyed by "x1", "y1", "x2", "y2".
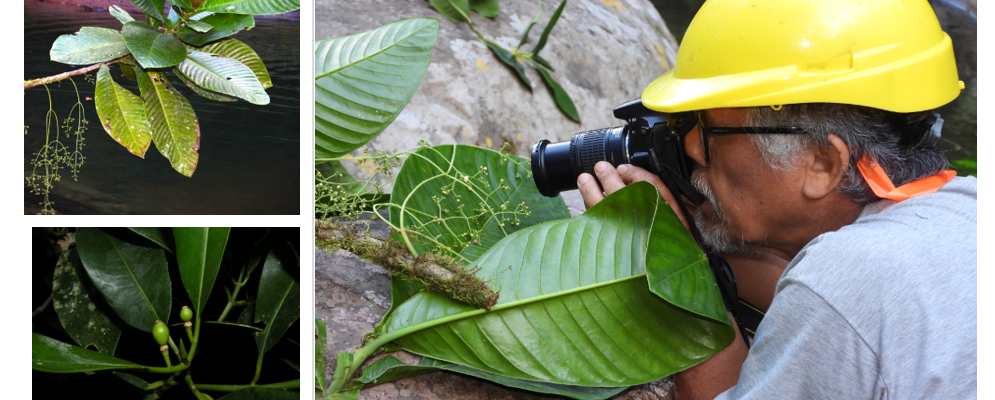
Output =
[
  {"x1": 138, "y1": 70, "x2": 200, "y2": 177},
  {"x1": 94, "y1": 64, "x2": 152, "y2": 158}
]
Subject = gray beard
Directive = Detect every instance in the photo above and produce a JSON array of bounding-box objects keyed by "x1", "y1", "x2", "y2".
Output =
[{"x1": 690, "y1": 170, "x2": 753, "y2": 254}]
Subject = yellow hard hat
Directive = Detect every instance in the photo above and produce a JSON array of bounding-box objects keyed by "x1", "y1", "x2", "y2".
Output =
[{"x1": 641, "y1": 0, "x2": 963, "y2": 113}]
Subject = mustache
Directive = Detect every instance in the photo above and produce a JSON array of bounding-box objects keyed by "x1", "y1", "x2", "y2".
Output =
[{"x1": 689, "y1": 170, "x2": 753, "y2": 254}]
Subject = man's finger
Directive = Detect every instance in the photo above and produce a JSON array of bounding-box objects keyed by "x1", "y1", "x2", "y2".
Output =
[
  {"x1": 577, "y1": 173, "x2": 605, "y2": 210},
  {"x1": 594, "y1": 161, "x2": 627, "y2": 195}
]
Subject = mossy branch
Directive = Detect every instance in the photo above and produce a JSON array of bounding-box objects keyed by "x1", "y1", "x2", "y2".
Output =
[
  {"x1": 24, "y1": 57, "x2": 125, "y2": 90},
  {"x1": 318, "y1": 222, "x2": 499, "y2": 310}
]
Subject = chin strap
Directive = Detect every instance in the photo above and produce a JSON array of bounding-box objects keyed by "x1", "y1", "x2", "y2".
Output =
[{"x1": 856, "y1": 155, "x2": 955, "y2": 202}]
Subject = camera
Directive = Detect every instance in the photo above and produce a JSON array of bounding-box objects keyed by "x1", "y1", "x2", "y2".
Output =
[{"x1": 530, "y1": 98, "x2": 699, "y2": 198}]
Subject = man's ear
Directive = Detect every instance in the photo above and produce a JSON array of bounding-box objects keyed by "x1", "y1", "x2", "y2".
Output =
[{"x1": 801, "y1": 134, "x2": 850, "y2": 199}]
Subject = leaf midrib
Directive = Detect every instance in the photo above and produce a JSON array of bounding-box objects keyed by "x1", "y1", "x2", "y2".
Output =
[
  {"x1": 109, "y1": 238, "x2": 161, "y2": 324},
  {"x1": 315, "y1": 21, "x2": 433, "y2": 81}
]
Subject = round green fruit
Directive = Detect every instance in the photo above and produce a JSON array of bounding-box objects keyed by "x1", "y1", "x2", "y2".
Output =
[
  {"x1": 152, "y1": 322, "x2": 169, "y2": 346},
  {"x1": 180, "y1": 306, "x2": 193, "y2": 322}
]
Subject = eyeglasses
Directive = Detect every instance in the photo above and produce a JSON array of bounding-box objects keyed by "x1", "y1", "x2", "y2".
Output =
[{"x1": 691, "y1": 111, "x2": 809, "y2": 163}]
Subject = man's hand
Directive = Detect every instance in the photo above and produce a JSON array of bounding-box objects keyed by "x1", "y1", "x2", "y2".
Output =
[{"x1": 577, "y1": 161, "x2": 690, "y2": 229}]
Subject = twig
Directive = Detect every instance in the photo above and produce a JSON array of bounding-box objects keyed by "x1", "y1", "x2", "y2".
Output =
[
  {"x1": 24, "y1": 57, "x2": 125, "y2": 90},
  {"x1": 33, "y1": 293, "x2": 54, "y2": 317}
]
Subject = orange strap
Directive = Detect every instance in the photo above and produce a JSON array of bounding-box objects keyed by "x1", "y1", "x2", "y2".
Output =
[{"x1": 856, "y1": 155, "x2": 955, "y2": 202}]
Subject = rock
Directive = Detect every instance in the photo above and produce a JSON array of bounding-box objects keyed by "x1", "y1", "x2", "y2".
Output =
[
  {"x1": 316, "y1": 0, "x2": 679, "y2": 217},
  {"x1": 316, "y1": 214, "x2": 676, "y2": 399}
]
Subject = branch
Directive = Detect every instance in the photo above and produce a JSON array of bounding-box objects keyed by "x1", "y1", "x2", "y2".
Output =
[{"x1": 24, "y1": 57, "x2": 125, "y2": 90}]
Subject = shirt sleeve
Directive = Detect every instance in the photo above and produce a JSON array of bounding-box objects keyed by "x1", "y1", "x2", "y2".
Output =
[{"x1": 714, "y1": 280, "x2": 885, "y2": 400}]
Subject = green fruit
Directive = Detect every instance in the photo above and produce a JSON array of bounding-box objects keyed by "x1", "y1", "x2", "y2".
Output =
[
  {"x1": 152, "y1": 322, "x2": 169, "y2": 346},
  {"x1": 180, "y1": 306, "x2": 193, "y2": 322}
]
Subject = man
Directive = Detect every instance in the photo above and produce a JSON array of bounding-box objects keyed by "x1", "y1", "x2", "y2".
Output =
[{"x1": 577, "y1": 0, "x2": 977, "y2": 398}]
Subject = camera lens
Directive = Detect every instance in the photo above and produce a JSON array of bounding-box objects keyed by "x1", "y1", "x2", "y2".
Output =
[{"x1": 531, "y1": 126, "x2": 636, "y2": 197}]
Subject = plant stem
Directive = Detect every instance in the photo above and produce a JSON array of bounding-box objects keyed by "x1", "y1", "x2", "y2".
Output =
[
  {"x1": 195, "y1": 379, "x2": 300, "y2": 392},
  {"x1": 23, "y1": 58, "x2": 123, "y2": 90},
  {"x1": 169, "y1": 336, "x2": 189, "y2": 362},
  {"x1": 184, "y1": 375, "x2": 213, "y2": 400},
  {"x1": 187, "y1": 316, "x2": 201, "y2": 363},
  {"x1": 32, "y1": 293, "x2": 54, "y2": 317},
  {"x1": 161, "y1": 349, "x2": 173, "y2": 367},
  {"x1": 249, "y1": 349, "x2": 264, "y2": 385},
  {"x1": 145, "y1": 380, "x2": 167, "y2": 390}
]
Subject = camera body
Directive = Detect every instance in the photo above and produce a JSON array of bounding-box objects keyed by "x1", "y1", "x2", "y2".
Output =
[{"x1": 530, "y1": 98, "x2": 697, "y2": 198}]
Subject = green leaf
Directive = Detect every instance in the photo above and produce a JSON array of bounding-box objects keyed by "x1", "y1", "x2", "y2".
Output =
[
  {"x1": 32, "y1": 333, "x2": 143, "y2": 373},
  {"x1": 429, "y1": 0, "x2": 470, "y2": 22},
  {"x1": 469, "y1": 0, "x2": 499, "y2": 17},
  {"x1": 131, "y1": 0, "x2": 166, "y2": 21},
  {"x1": 356, "y1": 356, "x2": 627, "y2": 400},
  {"x1": 52, "y1": 249, "x2": 123, "y2": 355},
  {"x1": 127, "y1": 227, "x2": 175, "y2": 253},
  {"x1": 120, "y1": 62, "x2": 138, "y2": 80},
  {"x1": 535, "y1": 64, "x2": 580, "y2": 122},
  {"x1": 199, "y1": 38, "x2": 272, "y2": 89},
  {"x1": 517, "y1": 5, "x2": 544, "y2": 50},
  {"x1": 112, "y1": 372, "x2": 156, "y2": 400},
  {"x1": 122, "y1": 22, "x2": 187, "y2": 68},
  {"x1": 176, "y1": 48, "x2": 269, "y2": 104},
  {"x1": 94, "y1": 64, "x2": 153, "y2": 158},
  {"x1": 237, "y1": 302, "x2": 255, "y2": 324},
  {"x1": 198, "y1": 0, "x2": 301, "y2": 15},
  {"x1": 254, "y1": 243, "x2": 300, "y2": 354},
  {"x1": 174, "y1": 67, "x2": 240, "y2": 102},
  {"x1": 177, "y1": 14, "x2": 254, "y2": 46},
  {"x1": 532, "y1": 54, "x2": 554, "y2": 71},
  {"x1": 187, "y1": 20, "x2": 214, "y2": 32},
  {"x1": 171, "y1": 0, "x2": 194, "y2": 10},
  {"x1": 533, "y1": 0, "x2": 566, "y2": 55},
  {"x1": 75, "y1": 228, "x2": 171, "y2": 332},
  {"x1": 383, "y1": 182, "x2": 735, "y2": 387},
  {"x1": 215, "y1": 387, "x2": 300, "y2": 400},
  {"x1": 389, "y1": 145, "x2": 569, "y2": 262},
  {"x1": 372, "y1": 277, "x2": 423, "y2": 333},
  {"x1": 172, "y1": 228, "x2": 230, "y2": 315},
  {"x1": 167, "y1": 6, "x2": 181, "y2": 29},
  {"x1": 50, "y1": 27, "x2": 129, "y2": 65},
  {"x1": 110, "y1": 5, "x2": 136, "y2": 24},
  {"x1": 327, "y1": 387, "x2": 360, "y2": 400},
  {"x1": 487, "y1": 43, "x2": 531, "y2": 90},
  {"x1": 316, "y1": 318, "x2": 327, "y2": 393},
  {"x1": 314, "y1": 18, "x2": 438, "y2": 159},
  {"x1": 138, "y1": 69, "x2": 200, "y2": 177},
  {"x1": 282, "y1": 358, "x2": 299, "y2": 371}
]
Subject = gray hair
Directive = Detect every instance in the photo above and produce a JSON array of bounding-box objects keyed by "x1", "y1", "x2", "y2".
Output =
[{"x1": 741, "y1": 104, "x2": 948, "y2": 204}]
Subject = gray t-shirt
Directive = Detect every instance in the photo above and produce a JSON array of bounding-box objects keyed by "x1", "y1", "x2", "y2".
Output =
[{"x1": 716, "y1": 176, "x2": 977, "y2": 400}]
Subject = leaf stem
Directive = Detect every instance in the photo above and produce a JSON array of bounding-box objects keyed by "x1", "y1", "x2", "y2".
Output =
[
  {"x1": 23, "y1": 57, "x2": 125, "y2": 90},
  {"x1": 218, "y1": 265, "x2": 251, "y2": 321},
  {"x1": 250, "y1": 349, "x2": 265, "y2": 385},
  {"x1": 186, "y1": 316, "x2": 201, "y2": 363},
  {"x1": 184, "y1": 375, "x2": 213, "y2": 400},
  {"x1": 32, "y1": 293, "x2": 54, "y2": 317},
  {"x1": 194, "y1": 379, "x2": 300, "y2": 392}
]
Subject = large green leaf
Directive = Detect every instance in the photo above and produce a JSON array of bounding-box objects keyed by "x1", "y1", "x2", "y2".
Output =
[
  {"x1": 389, "y1": 145, "x2": 570, "y2": 262},
  {"x1": 382, "y1": 182, "x2": 735, "y2": 387},
  {"x1": 352, "y1": 356, "x2": 626, "y2": 400},
  {"x1": 198, "y1": 0, "x2": 300, "y2": 15},
  {"x1": 173, "y1": 228, "x2": 231, "y2": 315},
  {"x1": 216, "y1": 387, "x2": 299, "y2": 400},
  {"x1": 122, "y1": 22, "x2": 187, "y2": 68},
  {"x1": 174, "y1": 67, "x2": 239, "y2": 102},
  {"x1": 314, "y1": 18, "x2": 438, "y2": 158},
  {"x1": 177, "y1": 14, "x2": 255, "y2": 46},
  {"x1": 94, "y1": 64, "x2": 153, "y2": 158},
  {"x1": 131, "y1": 0, "x2": 166, "y2": 21},
  {"x1": 109, "y1": 5, "x2": 136, "y2": 24},
  {"x1": 50, "y1": 27, "x2": 129, "y2": 65},
  {"x1": 52, "y1": 249, "x2": 123, "y2": 355},
  {"x1": 128, "y1": 227, "x2": 175, "y2": 253},
  {"x1": 316, "y1": 318, "x2": 327, "y2": 393},
  {"x1": 138, "y1": 69, "x2": 200, "y2": 177},
  {"x1": 75, "y1": 228, "x2": 171, "y2": 332},
  {"x1": 469, "y1": 0, "x2": 499, "y2": 17},
  {"x1": 32, "y1": 333, "x2": 143, "y2": 373},
  {"x1": 428, "y1": 0, "x2": 470, "y2": 22},
  {"x1": 254, "y1": 243, "x2": 300, "y2": 354},
  {"x1": 176, "y1": 49, "x2": 269, "y2": 104},
  {"x1": 199, "y1": 39, "x2": 272, "y2": 89}
]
